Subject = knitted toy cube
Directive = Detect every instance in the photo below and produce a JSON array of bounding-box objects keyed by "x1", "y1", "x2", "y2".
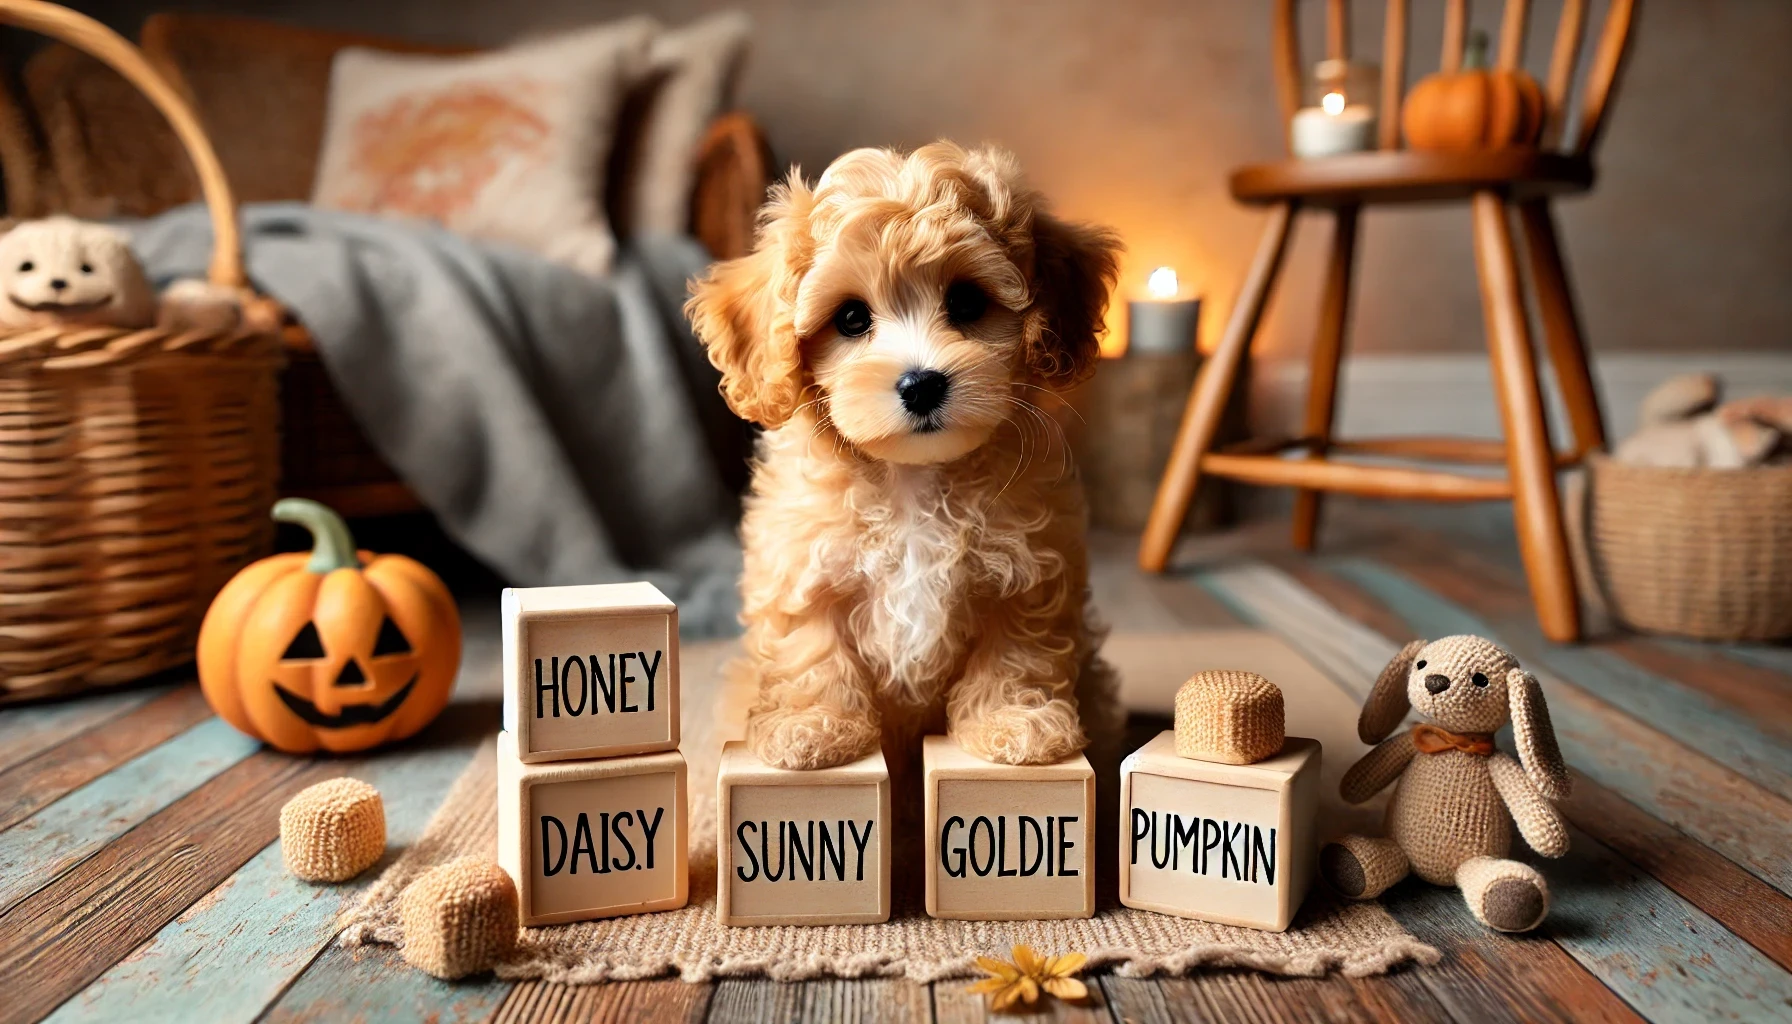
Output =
[
  {"x1": 1119, "y1": 731, "x2": 1321, "y2": 931},
  {"x1": 717, "y1": 741, "x2": 891, "y2": 927},
  {"x1": 496, "y1": 731, "x2": 689, "y2": 926},
  {"x1": 399, "y1": 857, "x2": 520, "y2": 979},
  {"x1": 1174, "y1": 670, "x2": 1285, "y2": 764},
  {"x1": 280, "y1": 777, "x2": 385, "y2": 882},
  {"x1": 922, "y1": 735, "x2": 1095, "y2": 921},
  {"x1": 501, "y1": 582, "x2": 680, "y2": 764}
]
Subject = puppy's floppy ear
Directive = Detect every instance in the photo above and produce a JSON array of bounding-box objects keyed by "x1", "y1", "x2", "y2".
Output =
[
  {"x1": 1508, "y1": 669, "x2": 1570, "y2": 800},
  {"x1": 1361, "y1": 639, "x2": 1423, "y2": 743},
  {"x1": 1023, "y1": 210, "x2": 1121, "y2": 389},
  {"x1": 685, "y1": 175, "x2": 813, "y2": 428}
]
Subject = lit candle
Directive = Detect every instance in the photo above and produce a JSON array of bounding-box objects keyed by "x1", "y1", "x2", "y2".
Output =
[
  {"x1": 1290, "y1": 89, "x2": 1376, "y2": 158},
  {"x1": 1125, "y1": 267, "x2": 1201, "y2": 356}
]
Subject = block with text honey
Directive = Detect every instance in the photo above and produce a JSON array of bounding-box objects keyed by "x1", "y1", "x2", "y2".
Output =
[
  {"x1": 716, "y1": 741, "x2": 891, "y2": 927},
  {"x1": 501, "y1": 582, "x2": 679, "y2": 763},
  {"x1": 922, "y1": 735, "x2": 1095, "y2": 920},
  {"x1": 496, "y1": 731, "x2": 689, "y2": 926},
  {"x1": 1119, "y1": 731, "x2": 1320, "y2": 932}
]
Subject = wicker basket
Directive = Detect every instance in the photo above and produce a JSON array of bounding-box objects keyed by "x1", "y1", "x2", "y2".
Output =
[
  {"x1": 0, "y1": 0, "x2": 282, "y2": 703},
  {"x1": 1584, "y1": 453, "x2": 1792, "y2": 641}
]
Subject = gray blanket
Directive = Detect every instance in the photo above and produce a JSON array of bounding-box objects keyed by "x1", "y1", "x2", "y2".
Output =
[{"x1": 131, "y1": 203, "x2": 742, "y2": 636}]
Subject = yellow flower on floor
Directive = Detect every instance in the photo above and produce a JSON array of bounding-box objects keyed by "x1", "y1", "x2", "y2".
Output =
[{"x1": 967, "y1": 945, "x2": 1089, "y2": 1010}]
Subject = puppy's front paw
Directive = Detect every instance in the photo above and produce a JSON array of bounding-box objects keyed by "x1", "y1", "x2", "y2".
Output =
[
  {"x1": 954, "y1": 697, "x2": 1086, "y2": 765},
  {"x1": 747, "y1": 704, "x2": 880, "y2": 771}
]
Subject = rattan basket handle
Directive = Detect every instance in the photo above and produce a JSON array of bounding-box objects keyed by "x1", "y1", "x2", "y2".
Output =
[{"x1": 0, "y1": 0, "x2": 243, "y2": 288}]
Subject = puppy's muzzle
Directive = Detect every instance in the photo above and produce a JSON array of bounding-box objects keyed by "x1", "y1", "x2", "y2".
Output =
[{"x1": 896, "y1": 369, "x2": 951, "y2": 420}]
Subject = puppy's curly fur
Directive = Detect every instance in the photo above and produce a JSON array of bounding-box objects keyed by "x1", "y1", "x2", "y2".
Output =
[{"x1": 688, "y1": 142, "x2": 1122, "y2": 771}]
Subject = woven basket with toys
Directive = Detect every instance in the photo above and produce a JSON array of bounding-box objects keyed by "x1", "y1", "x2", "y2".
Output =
[
  {"x1": 1583, "y1": 374, "x2": 1792, "y2": 641},
  {"x1": 0, "y1": 0, "x2": 283, "y2": 702}
]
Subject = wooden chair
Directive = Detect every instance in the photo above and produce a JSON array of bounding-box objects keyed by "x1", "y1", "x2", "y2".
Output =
[{"x1": 1137, "y1": 0, "x2": 1638, "y2": 642}]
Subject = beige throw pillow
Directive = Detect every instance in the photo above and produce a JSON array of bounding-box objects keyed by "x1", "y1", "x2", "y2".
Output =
[
  {"x1": 311, "y1": 20, "x2": 653, "y2": 275},
  {"x1": 610, "y1": 13, "x2": 751, "y2": 239}
]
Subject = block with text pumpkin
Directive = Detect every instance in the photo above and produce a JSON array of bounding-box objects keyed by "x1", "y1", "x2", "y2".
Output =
[
  {"x1": 501, "y1": 582, "x2": 679, "y2": 763},
  {"x1": 716, "y1": 741, "x2": 891, "y2": 927},
  {"x1": 496, "y1": 731, "x2": 689, "y2": 926},
  {"x1": 922, "y1": 735, "x2": 1095, "y2": 920},
  {"x1": 1119, "y1": 731, "x2": 1320, "y2": 932}
]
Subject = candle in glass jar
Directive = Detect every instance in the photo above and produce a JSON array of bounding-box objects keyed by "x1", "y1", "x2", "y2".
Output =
[
  {"x1": 1290, "y1": 90, "x2": 1376, "y2": 158},
  {"x1": 1126, "y1": 267, "x2": 1201, "y2": 356}
]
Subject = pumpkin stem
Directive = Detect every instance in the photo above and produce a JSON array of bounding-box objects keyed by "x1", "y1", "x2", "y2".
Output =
[
  {"x1": 1463, "y1": 30, "x2": 1490, "y2": 70},
  {"x1": 272, "y1": 498, "x2": 360, "y2": 574}
]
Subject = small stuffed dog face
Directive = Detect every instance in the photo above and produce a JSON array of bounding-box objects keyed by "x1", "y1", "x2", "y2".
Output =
[
  {"x1": 689, "y1": 143, "x2": 1119, "y2": 465},
  {"x1": 1405, "y1": 635, "x2": 1520, "y2": 733},
  {"x1": 0, "y1": 217, "x2": 156, "y2": 329}
]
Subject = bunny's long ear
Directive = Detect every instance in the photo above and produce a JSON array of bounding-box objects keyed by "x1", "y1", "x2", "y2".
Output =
[
  {"x1": 1509, "y1": 669, "x2": 1570, "y2": 800},
  {"x1": 1360, "y1": 639, "x2": 1423, "y2": 744}
]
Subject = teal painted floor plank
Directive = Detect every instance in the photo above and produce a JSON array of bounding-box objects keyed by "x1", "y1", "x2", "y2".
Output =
[
  {"x1": 45, "y1": 739, "x2": 480, "y2": 1024},
  {"x1": 1659, "y1": 638, "x2": 1792, "y2": 689},
  {"x1": 259, "y1": 941, "x2": 510, "y2": 1024},
  {"x1": 1546, "y1": 824, "x2": 1792, "y2": 1024},
  {"x1": 1315, "y1": 558, "x2": 1792, "y2": 897},
  {"x1": 0, "y1": 686, "x2": 166, "y2": 773},
  {"x1": 0, "y1": 717, "x2": 259, "y2": 912}
]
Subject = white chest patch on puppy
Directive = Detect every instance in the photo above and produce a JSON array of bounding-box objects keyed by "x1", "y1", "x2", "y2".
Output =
[{"x1": 854, "y1": 465, "x2": 970, "y2": 704}]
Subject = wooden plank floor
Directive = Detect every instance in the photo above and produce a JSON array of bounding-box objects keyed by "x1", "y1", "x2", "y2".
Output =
[{"x1": 2, "y1": 505, "x2": 1789, "y2": 1023}]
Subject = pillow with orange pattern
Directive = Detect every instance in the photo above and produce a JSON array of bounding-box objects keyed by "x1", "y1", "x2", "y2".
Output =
[{"x1": 311, "y1": 20, "x2": 652, "y2": 276}]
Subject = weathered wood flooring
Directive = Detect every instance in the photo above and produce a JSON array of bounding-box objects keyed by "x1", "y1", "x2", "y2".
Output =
[{"x1": 2, "y1": 505, "x2": 1790, "y2": 1023}]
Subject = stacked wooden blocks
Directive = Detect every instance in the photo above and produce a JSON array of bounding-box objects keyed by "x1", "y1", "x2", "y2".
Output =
[
  {"x1": 497, "y1": 583, "x2": 689, "y2": 926},
  {"x1": 1119, "y1": 670, "x2": 1321, "y2": 931}
]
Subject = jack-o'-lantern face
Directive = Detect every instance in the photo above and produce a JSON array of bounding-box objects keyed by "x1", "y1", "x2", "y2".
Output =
[{"x1": 197, "y1": 499, "x2": 461, "y2": 755}]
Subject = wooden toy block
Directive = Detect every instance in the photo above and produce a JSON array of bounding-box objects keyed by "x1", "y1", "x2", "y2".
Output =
[
  {"x1": 716, "y1": 741, "x2": 892, "y2": 926},
  {"x1": 496, "y1": 731, "x2": 689, "y2": 926},
  {"x1": 501, "y1": 582, "x2": 680, "y2": 763},
  {"x1": 1119, "y1": 731, "x2": 1321, "y2": 931},
  {"x1": 922, "y1": 735, "x2": 1095, "y2": 921}
]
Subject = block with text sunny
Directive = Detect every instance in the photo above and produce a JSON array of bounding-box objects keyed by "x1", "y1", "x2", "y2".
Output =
[
  {"x1": 1119, "y1": 731, "x2": 1320, "y2": 931},
  {"x1": 501, "y1": 582, "x2": 679, "y2": 763},
  {"x1": 715, "y1": 741, "x2": 891, "y2": 927},
  {"x1": 496, "y1": 731, "x2": 689, "y2": 926},
  {"x1": 922, "y1": 735, "x2": 1095, "y2": 921}
]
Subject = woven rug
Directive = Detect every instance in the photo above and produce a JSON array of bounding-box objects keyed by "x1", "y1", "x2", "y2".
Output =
[{"x1": 340, "y1": 633, "x2": 1440, "y2": 983}]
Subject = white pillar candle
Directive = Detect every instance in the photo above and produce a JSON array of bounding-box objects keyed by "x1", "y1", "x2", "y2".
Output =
[
  {"x1": 1126, "y1": 267, "x2": 1202, "y2": 356},
  {"x1": 1289, "y1": 103, "x2": 1376, "y2": 159}
]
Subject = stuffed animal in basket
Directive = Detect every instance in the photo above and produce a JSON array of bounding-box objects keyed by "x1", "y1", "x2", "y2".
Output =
[
  {"x1": 686, "y1": 141, "x2": 1122, "y2": 772},
  {"x1": 0, "y1": 216, "x2": 244, "y2": 332},
  {"x1": 1614, "y1": 373, "x2": 1792, "y2": 468},
  {"x1": 1321, "y1": 635, "x2": 1571, "y2": 933}
]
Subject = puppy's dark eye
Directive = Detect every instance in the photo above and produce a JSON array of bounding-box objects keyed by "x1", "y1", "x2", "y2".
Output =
[
  {"x1": 79, "y1": 263, "x2": 93, "y2": 275},
  {"x1": 1415, "y1": 659, "x2": 1427, "y2": 670},
  {"x1": 833, "y1": 299, "x2": 872, "y2": 338},
  {"x1": 1472, "y1": 672, "x2": 1490, "y2": 688},
  {"x1": 944, "y1": 281, "x2": 987, "y2": 324},
  {"x1": 17, "y1": 261, "x2": 31, "y2": 273}
]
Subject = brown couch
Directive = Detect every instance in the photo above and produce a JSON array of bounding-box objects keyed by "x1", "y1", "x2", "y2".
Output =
[{"x1": 0, "y1": 12, "x2": 768, "y2": 514}]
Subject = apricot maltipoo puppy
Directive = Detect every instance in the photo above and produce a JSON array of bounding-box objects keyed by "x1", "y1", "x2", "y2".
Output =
[{"x1": 688, "y1": 142, "x2": 1122, "y2": 771}]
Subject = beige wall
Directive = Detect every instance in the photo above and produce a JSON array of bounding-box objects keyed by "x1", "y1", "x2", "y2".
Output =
[{"x1": 82, "y1": 0, "x2": 1792, "y2": 357}]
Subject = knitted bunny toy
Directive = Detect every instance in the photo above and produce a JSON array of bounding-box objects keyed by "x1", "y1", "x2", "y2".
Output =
[{"x1": 1321, "y1": 635, "x2": 1570, "y2": 933}]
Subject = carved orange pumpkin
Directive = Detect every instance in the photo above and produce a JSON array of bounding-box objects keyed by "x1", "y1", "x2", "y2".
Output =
[
  {"x1": 1402, "y1": 32, "x2": 1546, "y2": 151},
  {"x1": 197, "y1": 499, "x2": 461, "y2": 753}
]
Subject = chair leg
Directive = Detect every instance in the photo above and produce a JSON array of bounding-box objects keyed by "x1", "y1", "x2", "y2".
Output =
[
  {"x1": 1518, "y1": 198, "x2": 1607, "y2": 456},
  {"x1": 1292, "y1": 204, "x2": 1361, "y2": 552},
  {"x1": 1472, "y1": 192, "x2": 1580, "y2": 642},
  {"x1": 1139, "y1": 202, "x2": 1297, "y2": 572}
]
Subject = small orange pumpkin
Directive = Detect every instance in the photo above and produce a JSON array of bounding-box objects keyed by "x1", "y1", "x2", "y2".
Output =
[
  {"x1": 1402, "y1": 32, "x2": 1546, "y2": 151},
  {"x1": 198, "y1": 498, "x2": 461, "y2": 753}
]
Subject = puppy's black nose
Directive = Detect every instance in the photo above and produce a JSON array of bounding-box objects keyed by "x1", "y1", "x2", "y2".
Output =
[
  {"x1": 1424, "y1": 673, "x2": 1451, "y2": 694},
  {"x1": 896, "y1": 369, "x2": 950, "y2": 417},
  {"x1": 48, "y1": 278, "x2": 66, "y2": 291}
]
